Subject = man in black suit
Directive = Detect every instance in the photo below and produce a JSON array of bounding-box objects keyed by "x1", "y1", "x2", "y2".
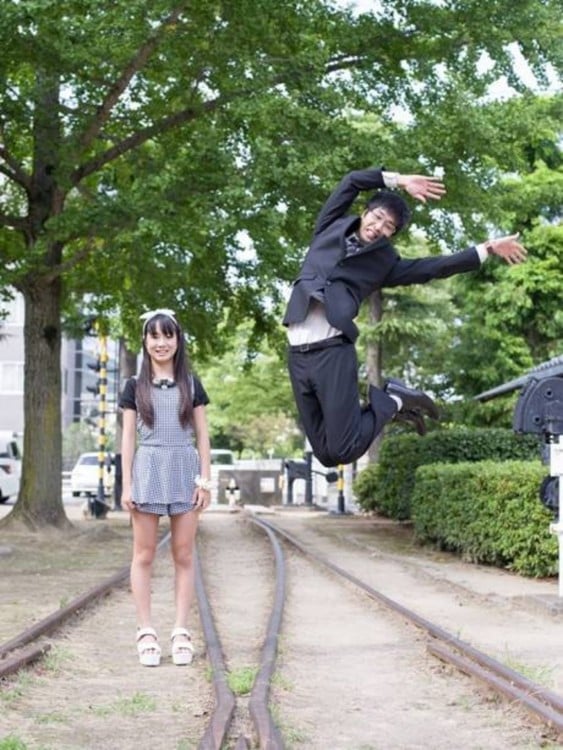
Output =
[{"x1": 283, "y1": 167, "x2": 527, "y2": 467}]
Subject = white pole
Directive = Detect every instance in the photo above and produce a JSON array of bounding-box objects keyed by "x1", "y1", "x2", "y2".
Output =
[{"x1": 548, "y1": 438, "x2": 563, "y2": 597}]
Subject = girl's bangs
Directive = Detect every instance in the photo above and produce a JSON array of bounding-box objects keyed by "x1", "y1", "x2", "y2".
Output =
[{"x1": 145, "y1": 315, "x2": 178, "y2": 337}]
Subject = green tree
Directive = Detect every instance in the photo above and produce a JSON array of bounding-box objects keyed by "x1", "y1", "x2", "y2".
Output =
[
  {"x1": 354, "y1": 93, "x2": 562, "y2": 433},
  {"x1": 196, "y1": 324, "x2": 302, "y2": 457},
  {"x1": 62, "y1": 422, "x2": 97, "y2": 470},
  {"x1": 0, "y1": 0, "x2": 560, "y2": 527},
  {"x1": 440, "y1": 99, "x2": 563, "y2": 415}
]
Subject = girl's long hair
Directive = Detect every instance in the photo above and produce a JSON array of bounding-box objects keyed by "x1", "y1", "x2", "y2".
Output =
[{"x1": 135, "y1": 314, "x2": 193, "y2": 429}]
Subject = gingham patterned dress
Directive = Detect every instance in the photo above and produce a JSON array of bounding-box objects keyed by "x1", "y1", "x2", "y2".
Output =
[{"x1": 119, "y1": 376, "x2": 209, "y2": 516}]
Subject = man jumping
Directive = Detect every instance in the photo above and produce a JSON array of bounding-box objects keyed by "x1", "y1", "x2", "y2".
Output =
[{"x1": 283, "y1": 166, "x2": 526, "y2": 467}]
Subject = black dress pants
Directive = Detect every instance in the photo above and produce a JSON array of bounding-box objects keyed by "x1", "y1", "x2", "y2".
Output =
[{"x1": 287, "y1": 340, "x2": 397, "y2": 467}]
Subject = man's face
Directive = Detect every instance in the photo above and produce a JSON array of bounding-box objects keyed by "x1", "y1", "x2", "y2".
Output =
[{"x1": 358, "y1": 205, "x2": 398, "y2": 244}]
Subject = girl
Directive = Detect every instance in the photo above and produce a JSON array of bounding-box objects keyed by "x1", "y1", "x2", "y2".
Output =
[{"x1": 119, "y1": 309, "x2": 211, "y2": 667}]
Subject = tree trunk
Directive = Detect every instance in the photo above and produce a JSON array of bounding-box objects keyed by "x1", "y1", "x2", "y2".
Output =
[
  {"x1": 113, "y1": 339, "x2": 138, "y2": 510},
  {"x1": 366, "y1": 290, "x2": 384, "y2": 464},
  {"x1": 3, "y1": 278, "x2": 69, "y2": 529}
]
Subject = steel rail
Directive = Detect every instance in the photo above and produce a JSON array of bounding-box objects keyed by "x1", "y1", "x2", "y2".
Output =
[
  {"x1": 0, "y1": 532, "x2": 171, "y2": 671},
  {"x1": 258, "y1": 516, "x2": 563, "y2": 735},
  {"x1": 196, "y1": 520, "x2": 286, "y2": 750},
  {"x1": 248, "y1": 518, "x2": 286, "y2": 750},
  {"x1": 429, "y1": 641, "x2": 563, "y2": 734},
  {"x1": 0, "y1": 643, "x2": 52, "y2": 679},
  {"x1": 195, "y1": 546, "x2": 236, "y2": 750}
]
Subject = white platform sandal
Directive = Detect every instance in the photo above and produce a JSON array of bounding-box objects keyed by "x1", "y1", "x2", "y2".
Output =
[
  {"x1": 170, "y1": 627, "x2": 194, "y2": 666},
  {"x1": 136, "y1": 627, "x2": 161, "y2": 667}
]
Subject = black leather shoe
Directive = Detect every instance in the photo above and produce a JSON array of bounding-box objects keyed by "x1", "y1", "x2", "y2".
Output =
[
  {"x1": 394, "y1": 409, "x2": 427, "y2": 436},
  {"x1": 384, "y1": 377, "x2": 440, "y2": 420}
]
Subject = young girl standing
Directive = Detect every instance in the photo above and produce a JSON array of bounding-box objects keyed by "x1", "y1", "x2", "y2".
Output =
[{"x1": 119, "y1": 309, "x2": 211, "y2": 667}]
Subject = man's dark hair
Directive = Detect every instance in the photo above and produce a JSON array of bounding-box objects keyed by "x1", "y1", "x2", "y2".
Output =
[{"x1": 365, "y1": 190, "x2": 411, "y2": 234}]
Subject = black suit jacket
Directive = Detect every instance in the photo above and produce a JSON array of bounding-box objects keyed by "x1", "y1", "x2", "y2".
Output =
[{"x1": 283, "y1": 168, "x2": 480, "y2": 342}]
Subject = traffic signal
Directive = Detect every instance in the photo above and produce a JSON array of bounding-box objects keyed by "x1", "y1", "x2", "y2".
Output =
[{"x1": 86, "y1": 360, "x2": 101, "y2": 396}]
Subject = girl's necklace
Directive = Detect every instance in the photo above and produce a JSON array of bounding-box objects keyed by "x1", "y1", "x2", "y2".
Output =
[{"x1": 152, "y1": 377, "x2": 175, "y2": 389}]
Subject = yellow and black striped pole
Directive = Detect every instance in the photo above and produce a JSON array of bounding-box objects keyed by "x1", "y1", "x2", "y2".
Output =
[{"x1": 96, "y1": 331, "x2": 108, "y2": 513}]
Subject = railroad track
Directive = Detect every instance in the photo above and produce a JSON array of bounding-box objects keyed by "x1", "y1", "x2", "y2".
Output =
[{"x1": 1, "y1": 510, "x2": 562, "y2": 748}]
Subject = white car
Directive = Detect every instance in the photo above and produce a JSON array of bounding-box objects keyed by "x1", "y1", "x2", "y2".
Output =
[
  {"x1": 70, "y1": 452, "x2": 114, "y2": 498},
  {"x1": 0, "y1": 433, "x2": 22, "y2": 504}
]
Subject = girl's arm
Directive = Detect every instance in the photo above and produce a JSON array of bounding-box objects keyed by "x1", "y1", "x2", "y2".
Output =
[
  {"x1": 120, "y1": 408, "x2": 137, "y2": 511},
  {"x1": 192, "y1": 404, "x2": 211, "y2": 510}
]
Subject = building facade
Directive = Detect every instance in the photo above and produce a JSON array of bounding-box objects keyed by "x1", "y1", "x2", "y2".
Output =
[
  {"x1": 0, "y1": 292, "x2": 120, "y2": 436},
  {"x1": 0, "y1": 294, "x2": 24, "y2": 433}
]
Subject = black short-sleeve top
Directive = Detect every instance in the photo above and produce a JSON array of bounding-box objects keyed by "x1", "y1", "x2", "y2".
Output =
[{"x1": 119, "y1": 375, "x2": 210, "y2": 412}]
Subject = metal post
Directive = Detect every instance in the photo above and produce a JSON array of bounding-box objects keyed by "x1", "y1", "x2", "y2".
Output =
[
  {"x1": 337, "y1": 464, "x2": 345, "y2": 514},
  {"x1": 304, "y1": 450, "x2": 313, "y2": 506},
  {"x1": 286, "y1": 476, "x2": 293, "y2": 505},
  {"x1": 548, "y1": 437, "x2": 563, "y2": 597}
]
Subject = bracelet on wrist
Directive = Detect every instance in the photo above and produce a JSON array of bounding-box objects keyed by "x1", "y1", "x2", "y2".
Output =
[
  {"x1": 382, "y1": 171, "x2": 399, "y2": 190},
  {"x1": 485, "y1": 241, "x2": 495, "y2": 255},
  {"x1": 195, "y1": 476, "x2": 212, "y2": 492}
]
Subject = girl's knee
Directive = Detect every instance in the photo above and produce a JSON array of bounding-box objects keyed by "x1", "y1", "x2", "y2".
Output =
[
  {"x1": 133, "y1": 546, "x2": 157, "y2": 567},
  {"x1": 172, "y1": 546, "x2": 193, "y2": 569}
]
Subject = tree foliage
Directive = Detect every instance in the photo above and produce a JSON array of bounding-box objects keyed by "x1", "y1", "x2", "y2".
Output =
[
  {"x1": 186, "y1": 323, "x2": 301, "y2": 457},
  {"x1": 0, "y1": 0, "x2": 561, "y2": 525}
]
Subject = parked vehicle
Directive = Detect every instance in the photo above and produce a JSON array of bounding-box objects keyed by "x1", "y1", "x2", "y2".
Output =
[
  {"x1": 70, "y1": 452, "x2": 114, "y2": 498},
  {"x1": 0, "y1": 431, "x2": 22, "y2": 504}
]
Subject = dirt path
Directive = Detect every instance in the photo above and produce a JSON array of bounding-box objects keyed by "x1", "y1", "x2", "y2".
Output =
[
  {"x1": 1, "y1": 505, "x2": 563, "y2": 749},
  {"x1": 263, "y1": 512, "x2": 560, "y2": 749},
  {"x1": 1, "y1": 542, "x2": 213, "y2": 749}
]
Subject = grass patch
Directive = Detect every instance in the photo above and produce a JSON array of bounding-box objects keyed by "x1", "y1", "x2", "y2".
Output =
[
  {"x1": 271, "y1": 671, "x2": 293, "y2": 691},
  {"x1": 0, "y1": 737, "x2": 29, "y2": 750},
  {"x1": 41, "y1": 646, "x2": 73, "y2": 674},
  {"x1": 36, "y1": 711, "x2": 67, "y2": 724},
  {"x1": 226, "y1": 667, "x2": 257, "y2": 695},
  {"x1": 0, "y1": 672, "x2": 36, "y2": 706},
  {"x1": 502, "y1": 652, "x2": 554, "y2": 687},
  {"x1": 270, "y1": 705, "x2": 309, "y2": 748},
  {"x1": 91, "y1": 691, "x2": 157, "y2": 717}
]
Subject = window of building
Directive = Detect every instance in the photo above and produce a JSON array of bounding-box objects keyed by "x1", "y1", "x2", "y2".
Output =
[
  {"x1": 0, "y1": 362, "x2": 24, "y2": 393},
  {"x1": 0, "y1": 293, "x2": 25, "y2": 327}
]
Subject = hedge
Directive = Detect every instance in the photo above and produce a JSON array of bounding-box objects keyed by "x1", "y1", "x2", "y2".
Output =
[
  {"x1": 411, "y1": 460, "x2": 557, "y2": 577},
  {"x1": 353, "y1": 427, "x2": 540, "y2": 520}
]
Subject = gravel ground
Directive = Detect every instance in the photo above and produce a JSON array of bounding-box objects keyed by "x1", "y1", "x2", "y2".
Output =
[{"x1": 1, "y1": 502, "x2": 563, "y2": 749}]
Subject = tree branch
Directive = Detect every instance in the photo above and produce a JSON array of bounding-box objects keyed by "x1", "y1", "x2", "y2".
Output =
[
  {"x1": 77, "y1": 3, "x2": 189, "y2": 154},
  {"x1": 70, "y1": 93, "x2": 236, "y2": 184},
  {"x1": 0, "y1": 208, "x2": 28, "y2": 231},
  {"x1": 0, "y1": 140, "x2": 32, "y2": 191},
  {"x1": 0, "y1": 163, "x2": 19, "y2": 183},
  {"x1": 41, "y1": 236, "x2": 98, "y2": 283},
  {"x1": 70, "y1": 43, "x2": 401, "y2": 188}
]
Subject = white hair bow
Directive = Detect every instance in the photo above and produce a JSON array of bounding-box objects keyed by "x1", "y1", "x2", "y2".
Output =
[{"x1": 140, "y1": 309, "x2": 177, "y2": 333}]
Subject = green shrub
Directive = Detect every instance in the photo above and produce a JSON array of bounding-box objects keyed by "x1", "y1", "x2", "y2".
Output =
[
  {"x1": 411, "y1": 460, "x2": 557, "y2": 577},
  {"x1": 353, "y1": 427, "x2": 540, "y2": 520}
]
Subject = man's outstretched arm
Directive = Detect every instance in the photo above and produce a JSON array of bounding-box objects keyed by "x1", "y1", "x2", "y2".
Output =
[
  {"x1": 313, "y1": 168, "x2": 446, "y2": 236},
  {"x1": 478, "y1": 233, "x2": 527, "y2": 265}
]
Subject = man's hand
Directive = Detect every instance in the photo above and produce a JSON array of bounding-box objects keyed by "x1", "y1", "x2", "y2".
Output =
[
  {"x1": 397, "y1": 174, "x2": 446, "y2": 203},
  {"x1": 486, "y1": 234, "x2": 528, "y2": 265}
]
